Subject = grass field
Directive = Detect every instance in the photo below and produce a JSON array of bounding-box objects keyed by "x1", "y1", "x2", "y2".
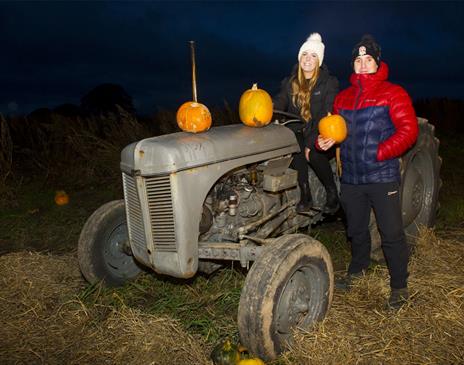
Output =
[{"x1": 0, "y1": 113, "x2": 463, "y2": 364}]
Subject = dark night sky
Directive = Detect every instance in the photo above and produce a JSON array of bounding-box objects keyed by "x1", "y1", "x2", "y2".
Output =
[{"x1": 1, "y1": 1, "x2": 463, "y2": 116}]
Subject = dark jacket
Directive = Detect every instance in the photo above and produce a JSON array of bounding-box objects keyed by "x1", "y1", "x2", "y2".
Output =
[
  {"x1": 334, "y1": 62, "x2": 418, "y2": 184},
  {"x1": 273, "y1": 64, "x2": 339, "y2": 147}
]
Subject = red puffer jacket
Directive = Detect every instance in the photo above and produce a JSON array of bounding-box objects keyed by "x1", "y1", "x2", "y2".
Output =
[{"x1": 333, "y1": 62, "x2": 418, "y2": 184}]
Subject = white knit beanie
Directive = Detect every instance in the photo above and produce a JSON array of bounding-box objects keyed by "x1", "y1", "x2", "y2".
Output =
[{"x1": 297, "y1": 33, "x2": 325, "y2": 66}]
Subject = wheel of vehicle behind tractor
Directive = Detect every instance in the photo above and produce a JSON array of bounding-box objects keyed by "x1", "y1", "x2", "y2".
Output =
[
  {"x1": 78, "y1": 200, "x2": 143, "y2": 286},
  {"x1": 237, "y1": 234, "x2": 334, "y2": 361},
  {"x1": 370, "y1": 118, "x2": 442, "y2": 261}
]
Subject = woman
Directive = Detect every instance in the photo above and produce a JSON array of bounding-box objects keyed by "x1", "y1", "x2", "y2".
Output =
[
  {"x1": 273, "y1": 33, "x2": 339, "y2": 214},
  {"x1": 317, "y1": 35, "x2": 418, "y2": 309}
]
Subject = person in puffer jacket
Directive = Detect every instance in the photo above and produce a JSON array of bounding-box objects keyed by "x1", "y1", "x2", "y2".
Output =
[{"x1": 317, "y1": 34, "x2": 418, "y2": 310}]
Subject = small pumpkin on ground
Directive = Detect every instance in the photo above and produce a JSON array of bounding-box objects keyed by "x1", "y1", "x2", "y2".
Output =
[
  {"x1": 239, "y1": 83, "x2": 273, "y2": 127},
  {"x1": 237, "y1": 358, "x2": 266, "y2": 365},
  {"x1": 54, "y1": 190, "x2": 69, "y2": 206},
  {"x1": 176, "y1": 101, "x2": 212, "y2": 133},
  {"x1": 210, "y1": 338, "x2": 241, "y2": 365},
  {"x1": 236, "y1": 345, "x2": 265, "y2": 365},
  {"x1": 318, "y1": 113, "x2": 347, "y2": 143}
]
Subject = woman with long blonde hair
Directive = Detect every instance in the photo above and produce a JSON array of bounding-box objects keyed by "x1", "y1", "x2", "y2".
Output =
[{"x1": 274, "y1": 33, "x2": 339, "y2": 213}]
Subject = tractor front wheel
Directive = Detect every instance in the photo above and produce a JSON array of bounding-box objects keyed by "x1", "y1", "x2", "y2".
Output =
[
  {"x1": 78, "y1": 200, "x2": 143, "y2": 286},
  {"x1": 237, "y1": 234, "x2": 333, "y2": 361}
]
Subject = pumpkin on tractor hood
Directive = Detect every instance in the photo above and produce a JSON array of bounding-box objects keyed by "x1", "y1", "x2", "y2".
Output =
[
  {"x1": 176, "y1": 101, "x2": 212, "y2": 133},
  {"x1": 239, "y1": 83, "x2": 273, "y2": 128}
]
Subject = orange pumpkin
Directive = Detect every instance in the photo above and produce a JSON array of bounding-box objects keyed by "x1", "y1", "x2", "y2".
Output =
[
  {"x1": 176, "y1": 101, "x2": 212, "y2": 133},
  {"x1": 318, "y1": 113, "x2": 347, "y2": 143},
  {"x1": 54, "y1": 190, "x2": 69, "y2": 206},
  {"x1": 239, "y1": 83, "x2": 273, "y2": 127}
]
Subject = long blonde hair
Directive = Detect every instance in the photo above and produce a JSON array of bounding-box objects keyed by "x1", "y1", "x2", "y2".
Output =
[{"x1": 291, "y1": 62, "x2": 320, "y2": 122}]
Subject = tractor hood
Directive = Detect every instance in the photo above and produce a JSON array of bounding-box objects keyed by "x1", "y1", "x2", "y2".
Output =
[{"x1": 120, "y1": 123, "x2": 299, "y2": 176}]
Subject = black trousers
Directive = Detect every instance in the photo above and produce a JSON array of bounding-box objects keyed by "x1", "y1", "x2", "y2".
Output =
[
  {"x1": 340, "y1": 182, "x2": 409, "y2": 289},
  {"x1": 289, "y1": 125, "x2": 335, "y2": 192}
]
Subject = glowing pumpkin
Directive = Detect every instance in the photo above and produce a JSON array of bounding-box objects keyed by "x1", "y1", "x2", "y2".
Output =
[
  {"x1": 176, "y1": 101, "x2": 212, "y2": 133},
  {"x1": 54, "y1": 190, "x2": 69, "y2": 206},
  {"x1": 239, "y1": 83, "x2": 273, "y2": 127},
  {"x1": 318, "y1": 113, "x2": 347, "y2": 143}
]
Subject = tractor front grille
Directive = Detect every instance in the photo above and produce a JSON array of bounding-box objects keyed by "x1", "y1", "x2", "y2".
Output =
[
  {"x1": 145, "y1": 175, "x2": 176, "y2": 252},
  {"x1": 122, "y1": 173, "x2": 147, "y2": 257},
  {"x1": 123, "y1": 173, "x2": 177, "y2": 254}
]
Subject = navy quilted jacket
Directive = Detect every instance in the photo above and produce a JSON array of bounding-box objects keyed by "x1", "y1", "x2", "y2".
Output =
[{"x1": 333, "y1": 62, "x2": 418, "y2": 184}]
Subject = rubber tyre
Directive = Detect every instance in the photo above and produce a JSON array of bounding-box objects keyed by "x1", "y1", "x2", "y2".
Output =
[
  {"x1": 78, "y1": 200, "x2": 143, "y2": 286},
  {"x1": 370, "y1": 118, "x2": 441, "y2": 260},
  {"x1": 237, "y1": 234, "x2": 334, "y2": 361}
]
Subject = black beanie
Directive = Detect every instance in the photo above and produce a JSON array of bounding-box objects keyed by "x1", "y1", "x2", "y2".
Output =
[{"x1": 351, "y1": 34, "x2": 381, "y2": 65}]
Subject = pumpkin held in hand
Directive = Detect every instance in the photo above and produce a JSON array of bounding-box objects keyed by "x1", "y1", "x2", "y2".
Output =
[
  {"x1": 54, "y1": 190, "x2": 69, "y2": 206},
  {"x1": 176, "y1": 101, "x2": 212, "y2": 133},
  {"x1": 239, "y1": 83, "x2": 273, "y2": 127},
  {"x1": 210, "y1": 339, "x2": 241, "y2": 365},
  {"x1": 318, "y1": 113, "x2": 347, "y2": 143}
]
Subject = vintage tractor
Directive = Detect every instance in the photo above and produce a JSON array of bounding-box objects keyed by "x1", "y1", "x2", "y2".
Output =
[{"x1": 78, "y1": 112, "x2": 440, "y2": 361}]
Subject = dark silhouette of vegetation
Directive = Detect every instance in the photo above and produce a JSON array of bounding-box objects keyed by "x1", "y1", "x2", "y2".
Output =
[
  {"x1": 53, "y1": 103, "x2": 82, "y2": 118},
  {"x1": 80, "y1": 83, "x2": 136, "y2": 116},
  {"x1": 28, "y1": 107, "x2": 54, "y2": 125},
  {"x1": 414, "y1": 98, "x2": 464, "y2": 134},
  {"x1": 0, "y1": 114, "x2": 13, "y2": 182},
  {"x1": 1, "y1": 88, "x2": 461, "y2": 195}
]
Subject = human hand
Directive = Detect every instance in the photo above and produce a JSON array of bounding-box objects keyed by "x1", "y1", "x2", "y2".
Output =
[
  {"x1": 317, "y1": 135, "x2": 336, "y2": 151},
  {"x1": 305, "y1": 147, "x2": 310, "y2": 161}
]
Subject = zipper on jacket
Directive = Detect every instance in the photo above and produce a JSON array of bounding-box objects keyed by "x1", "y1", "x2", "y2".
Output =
[{"x1": 352, "y1": 79, "x2": 362, "y2": 184}]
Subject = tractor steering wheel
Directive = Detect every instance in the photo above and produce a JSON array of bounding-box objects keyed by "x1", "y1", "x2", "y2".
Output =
[{"x1": 273, "y1": 110, "x2": 305, "y2": 132}]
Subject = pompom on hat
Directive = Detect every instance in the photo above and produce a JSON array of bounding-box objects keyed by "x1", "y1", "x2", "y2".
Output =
[
  {"x1": 352, "y1": 34, "x2": 381, "y2": 65},
  {"x1": 298, "y1": 33, "x2": 325, "y2": 66}
]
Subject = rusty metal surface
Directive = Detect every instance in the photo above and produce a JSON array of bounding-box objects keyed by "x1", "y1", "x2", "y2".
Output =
[
  {"x1": 120, "y1": 124, "x2": 299, "y2": 175},
  {"x1": 198, "y1": 241, "x2": 264, "y2": 264}
]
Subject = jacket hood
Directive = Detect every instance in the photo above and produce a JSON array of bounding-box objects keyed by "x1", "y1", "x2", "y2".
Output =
[{"x1": 349, "y1": 61, "x2": 389, "y2": 88}]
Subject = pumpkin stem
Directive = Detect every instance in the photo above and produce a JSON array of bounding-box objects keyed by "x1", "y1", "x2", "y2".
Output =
[
  {"x1": 252, "y1": 83, "x2": 258, "y2": 90},
  {"x1": 327, "y1": 112, "x2": 332, "y2": 116},
  {"x1": 190, "y1": 40, "x2": 198, "y2": 102}
]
